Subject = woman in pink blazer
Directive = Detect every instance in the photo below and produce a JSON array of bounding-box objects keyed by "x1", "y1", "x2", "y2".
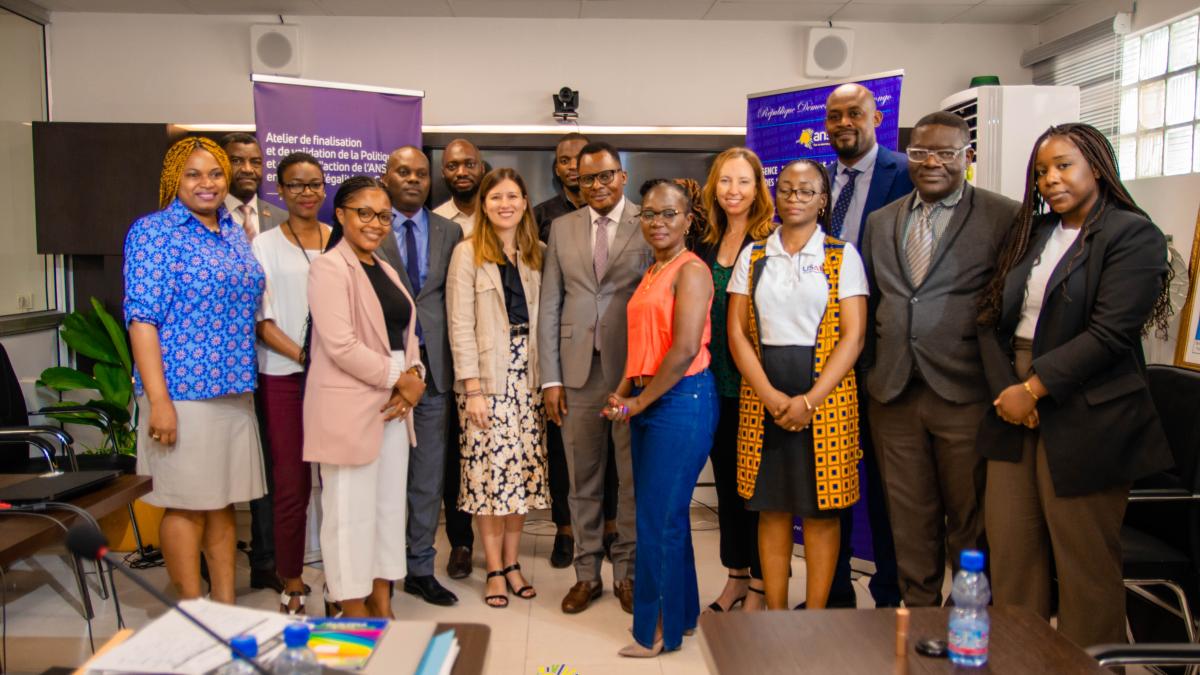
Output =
[{"x1": 304, "y1": 176, "x2": 425, "y2": 619}]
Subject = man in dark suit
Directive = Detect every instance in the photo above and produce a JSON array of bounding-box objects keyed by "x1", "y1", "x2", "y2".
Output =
[
  {"x1": 820, "y1": 83, "x2": 911, "y2": 609},
  {"x1": 377, "y1": 146, "x2": 464, "y2": 606},
  {"x1": 860, "y1": 112, "x2": 1020, "y2": 607}
]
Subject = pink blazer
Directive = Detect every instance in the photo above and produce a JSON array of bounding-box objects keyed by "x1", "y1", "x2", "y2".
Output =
[{"x1": 303, "y1": 239, "x2": 420, "y2": 466}]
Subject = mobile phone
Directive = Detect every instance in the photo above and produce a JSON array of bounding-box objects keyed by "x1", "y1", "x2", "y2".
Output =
[{"x1": 914, "y1": 638, "x2": 949, "y2": 658}]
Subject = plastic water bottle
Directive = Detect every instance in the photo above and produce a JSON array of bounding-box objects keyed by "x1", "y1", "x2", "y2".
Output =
[
  {"x1": 273, "y1": 623, "x2": 320, "y2": 674},
  {"x1": 215, "y1": 635, "x2": 259, "y2": 675},
  {"x1": 948, "y1": 549, "x2": 990, "y2": 667}
]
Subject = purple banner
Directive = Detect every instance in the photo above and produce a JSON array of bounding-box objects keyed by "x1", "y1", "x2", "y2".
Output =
[
  {"x1": 747, "y1": 73, "x2": 903, "y2": 190},
  {"x1": 252, "y1": 79, "x2": 422, "y2": 221},
  {"x1": 747, "y1": 73, "x2": 904, "y2": 566}
]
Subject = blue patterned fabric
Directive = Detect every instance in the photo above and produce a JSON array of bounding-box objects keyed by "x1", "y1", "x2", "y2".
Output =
[
  {"x1": 828, "y1": 167, "x2": 861, "y2": 239},
  {"x1": 123, "y1": 198, "x2": 265, "y2": 401}
]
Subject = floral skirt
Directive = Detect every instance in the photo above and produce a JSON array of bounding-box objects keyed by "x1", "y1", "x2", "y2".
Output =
[{"x1": 456, "y1": 334, "x2": 549, "y2": 515}]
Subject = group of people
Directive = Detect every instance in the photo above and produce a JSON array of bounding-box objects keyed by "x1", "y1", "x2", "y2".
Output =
[{"x1": 123, "y1": 81, "x2": 1174, "y2": 658}]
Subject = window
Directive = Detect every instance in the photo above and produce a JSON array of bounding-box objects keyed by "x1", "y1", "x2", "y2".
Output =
[
  {"x1": 1118, "y1": 12, "x2": 1200, "y2": 178},
  {"x1": 0, "y1": 7, "x2": 57, "y2": 320}
]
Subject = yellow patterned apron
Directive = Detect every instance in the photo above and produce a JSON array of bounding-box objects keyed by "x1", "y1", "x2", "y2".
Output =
[{"x1": 735, "y1": 236, "x2": 862, "y2": 510}]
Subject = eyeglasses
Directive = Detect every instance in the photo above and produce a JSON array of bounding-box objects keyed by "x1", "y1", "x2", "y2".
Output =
[
  {"x1": 579, "y1": 169, "x2": 619, "y2": 188},
  {"x1": 344, "y1": 207, "x2": 396, "y2": 226},
  {"x1": 777, "y1": 188, "x2": 819, "y2": 202},
  {"x1": 282, "y1": 181, "x2": 325, "y2": 195},
  {"x1": 906, "y1": 146, "x2": 970, "y2": 164},
  {"x1": 638, "y1": 209, "x2": 683, "y2": 223}
]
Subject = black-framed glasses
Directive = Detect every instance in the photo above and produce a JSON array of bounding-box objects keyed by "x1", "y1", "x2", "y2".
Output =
[
  {"x1": 906, "y1": 146, "x2": 970, "y2": 164},
  {"x1": 282, "y1": 181, "x2": 325, "y2": 195},
  {"x1": 344, "y1": 206, "x2": 395, "y2": 226},
  {"x1": 579, "y1": 169, "x2": 619, "y2": 188},
  {"x1": 777, "y1": 188, "x2": 818, "y2": 202},
  {"x1": 638, "y1": 209, "x2": 683, "y2": 223}
]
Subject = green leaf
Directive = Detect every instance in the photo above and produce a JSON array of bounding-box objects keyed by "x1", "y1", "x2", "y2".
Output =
[
  {"x1": 91, "y1": 298, "x2": 132, "y2": 375},
  {"x1": 60, "y1": 324, "x2": 121, "y2": 365},
  {"x1": 37, "y1": 367, "x2": 100, "y2": 392},
  {"x1": 94, "y1": 363, "x2": 132, "y2": 407},
  {"x1": 83, "y1": 398, "x2": 132, "y2": 426}
]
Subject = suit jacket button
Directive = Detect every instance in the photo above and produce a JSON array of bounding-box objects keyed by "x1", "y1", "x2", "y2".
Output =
[{"x1": 911, "y1": 297, "x2": 919, "y2": 304}]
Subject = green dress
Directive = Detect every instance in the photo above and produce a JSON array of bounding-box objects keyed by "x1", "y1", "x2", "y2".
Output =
[{"x1": 709, "y1": 262, "x2": 741, "y2": 399}]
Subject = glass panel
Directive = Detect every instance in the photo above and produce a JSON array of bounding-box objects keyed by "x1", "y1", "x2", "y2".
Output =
[
  {"x1": 1164, "y1": 124, "x2": 1193, "y2": 175},
  {"x1": 1141, "y1": 26, "x2": 1170, "y2": 79},
  {"x1": 1119, "y1": 135, "x2": 1138, "y2": 179},
  {"x1": 1169, "y1": 16, "x2": 1199, "y2": 72},
  {"x1": 1137, "y1": 130, "x2": 1164, "y2": 177},
  {"x1": 1167, "y1": 71, "x2": 1197, "y2": 125},
  {"x1": 0, "y1": 9, "x2": 50, "y2": 316},
  {"x1": 1139, "y1": 80, "x2": 1166, "y2": 129},
  {"x1": 1123, "y1": 36, "x2": 1141, "y2": 86},
  {"x1": 1194, "y1": 123, "x2": 1200, "y2": 172},
  {"x1": 1120, "y1": 87, "x2": 1139, "y2": 134}
]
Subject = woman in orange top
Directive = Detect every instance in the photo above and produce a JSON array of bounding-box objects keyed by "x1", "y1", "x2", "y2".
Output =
[{"x1": 605, "y1": 179, "x2": 717, "y2": 657}]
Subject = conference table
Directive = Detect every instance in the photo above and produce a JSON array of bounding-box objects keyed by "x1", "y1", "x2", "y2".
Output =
[{"x1": 699, "y1": 605, "x2": 1108, "y2": 673}]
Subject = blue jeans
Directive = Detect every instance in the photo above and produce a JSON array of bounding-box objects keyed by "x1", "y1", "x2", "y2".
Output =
[{"x1": 630, "y1": 370, "x2": 718, "y2": 650}]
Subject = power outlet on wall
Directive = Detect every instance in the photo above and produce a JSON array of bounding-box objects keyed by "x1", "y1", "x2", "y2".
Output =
[{"x1": 16, "y1": 293, "x2": 34, "y2": 311}]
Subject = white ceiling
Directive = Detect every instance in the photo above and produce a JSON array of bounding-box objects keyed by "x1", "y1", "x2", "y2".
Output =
[{"x1": 31, "y1": 0, "x2": 1087, "y2": 25}]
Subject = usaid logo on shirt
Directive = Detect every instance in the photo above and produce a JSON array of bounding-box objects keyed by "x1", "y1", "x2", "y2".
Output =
[{"x1": 798, "y1": 263, "x2": 824, "y2": 275}]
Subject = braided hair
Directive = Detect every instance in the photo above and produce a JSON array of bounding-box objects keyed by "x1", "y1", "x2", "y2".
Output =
[
  {"x1": 977, "y1": 123, "x2": 1172, "y2": 337},
  {"x1": 158, "y1": 136, "x2": 232, "y2": 209}
]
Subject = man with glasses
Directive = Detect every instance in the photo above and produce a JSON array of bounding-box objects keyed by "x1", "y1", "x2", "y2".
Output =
[
  {"x1": 816, "y1": 84, "x2": 913, "y2": 610},
  {"x1": 859, "y1": 111, "x2": 1019, "y2": 607},
  {"x1": 539, "y1": 141, "x2": 651, "y2": 615},
  {"x1": 377, "y1": 146, "x2": 464, "y2": 606},
  {"x1": 219, "y1": 132, "x2": 289, "y2": 595},
  {"x1": 433, "y1": 138, "x2": 484, "y2": 236}
]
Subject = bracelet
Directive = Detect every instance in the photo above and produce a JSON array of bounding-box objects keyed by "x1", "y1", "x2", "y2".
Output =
[
  {"x1": 801, "y1": 394, "x2": 814, "y2": 412},
  {"x1": 466, "y1": 390, "x2": 483, "y2": 398},
  {"x1": 1022, "y1": 381, "x2": 1040, "y2": 402}
]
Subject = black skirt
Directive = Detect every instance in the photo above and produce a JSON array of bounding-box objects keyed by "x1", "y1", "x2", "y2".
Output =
[{"x1": 747, "y1": 345, "x2": 843, "y2": 519}]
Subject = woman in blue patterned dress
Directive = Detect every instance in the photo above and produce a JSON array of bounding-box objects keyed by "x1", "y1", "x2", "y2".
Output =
[{"x1": 124, "y1": 137, "x2": 267, "y2": 603}]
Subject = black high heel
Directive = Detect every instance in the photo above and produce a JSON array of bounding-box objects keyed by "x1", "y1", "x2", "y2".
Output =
[
  {"x1": 502, "y1": 563, "x2": 536, "y2": 599},
  {"x1": 485, "y1": 569, "x2": 509, "y2": 608},
  {"x1": 322, "y1": 584, "x2": 343, "y2": 617},
  {"x1": 706, "y1": 573, "x2": 750, "y2": 612}
]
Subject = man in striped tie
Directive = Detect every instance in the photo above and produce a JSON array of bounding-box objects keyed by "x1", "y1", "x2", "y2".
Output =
[{"x1": 858, "y1": 111, "x2": 1019, "y2": 608}]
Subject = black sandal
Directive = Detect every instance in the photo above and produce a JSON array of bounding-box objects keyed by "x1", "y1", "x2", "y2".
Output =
[
  {"x1": 485, "y1": 569, "x2": 509, "y2": 608},
  {"x1": 322, "y1": 584, "x2": 343, "y2": 618},
  {"x1": 503, "y1": 563, "x2": 536, "y2": 599},
  {"x1": 706, "y1": 573, "x2": 750, "y2": 612}
]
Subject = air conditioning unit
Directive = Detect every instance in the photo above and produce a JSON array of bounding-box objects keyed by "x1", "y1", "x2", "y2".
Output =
[{"x1": 250, "y1": 24, "x2": 301, "y2": 77}]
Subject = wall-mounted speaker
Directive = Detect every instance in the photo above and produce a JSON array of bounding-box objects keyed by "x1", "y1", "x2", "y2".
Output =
[
  {"x1": 250, "y1": 24, "x2": 301, "y2": 77},
  {"x1": 806, "y1": 27, "x2": 854, "y2": 79}
]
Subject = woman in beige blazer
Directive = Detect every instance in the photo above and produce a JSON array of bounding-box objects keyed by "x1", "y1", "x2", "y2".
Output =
[
  {"x1": 446, "y1": 168, "x2": 548, "y2": 608},
  {"x1": 304, "y1": 176, "x2": 425, "y2": 619}
]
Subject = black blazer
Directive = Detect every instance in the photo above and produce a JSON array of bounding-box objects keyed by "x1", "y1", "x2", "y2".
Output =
[{"x1": 977, "y1": 204, "x2": 1172, "y2": 497}]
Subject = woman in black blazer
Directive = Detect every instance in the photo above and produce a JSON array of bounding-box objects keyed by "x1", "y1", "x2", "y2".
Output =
[{"x1": 977, "y1": 123, "x2": 1173, "y2": 648}]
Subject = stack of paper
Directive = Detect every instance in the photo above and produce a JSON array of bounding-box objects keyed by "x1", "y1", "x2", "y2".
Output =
[{"x1": 413, "y1": 630, "x2": 459, "y2": 675}]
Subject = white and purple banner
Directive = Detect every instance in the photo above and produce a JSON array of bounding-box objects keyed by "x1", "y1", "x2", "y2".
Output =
[{"x1": 252, "y1": 75, "x2": 423, "y2": 221}]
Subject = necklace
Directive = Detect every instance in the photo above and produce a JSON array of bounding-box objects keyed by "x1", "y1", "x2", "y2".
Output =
[
  {"x1": 284, "y1": 219, "x2": 327, "y2": 265},
  {"x1": 642, "y1": 246, "x2": 687, "y2": 289}
]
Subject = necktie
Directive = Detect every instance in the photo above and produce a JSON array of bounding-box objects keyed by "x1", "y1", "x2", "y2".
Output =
[
  {"x1": 592, "y1": 216, "x2": 611, "y2": 350},
  {"x1": 828, "y1": 167, "x2": 861, "y2": 240},
  {"x1": 402, "y1": 219, "x2": 423, "y2": 340},
  {"x1": 237, "y1": 204, "x2": 258, "y2": 241},
  {"x1": 905, "y1": 204, "x2": 935, "y2": 286},
  {"x1": 593, "y1": 216, "x2": 610, "y2": 281}
]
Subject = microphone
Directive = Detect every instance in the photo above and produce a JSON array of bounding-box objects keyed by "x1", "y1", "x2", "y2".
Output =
[{"x1": 65, "y1": 523, "x2": 272, "y2": 675}]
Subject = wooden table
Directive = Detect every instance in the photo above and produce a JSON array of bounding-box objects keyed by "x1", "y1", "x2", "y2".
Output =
[
  {"x1": 0, "y1": 474, "x2": 151, "y2": 567},
  {"x1": 699, "y1": 606, "x2": 1107, "y2": 674}
]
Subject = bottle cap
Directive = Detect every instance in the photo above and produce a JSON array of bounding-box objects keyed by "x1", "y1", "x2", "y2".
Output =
[
  {"x1": 230, "y1": 634, "x2": 259, "y2": 659},
  {"x1": 284, "y1": 622, "x2": 311, "y2": 648},
  {"x1": 960, "y1": 549, "x2": 985, "y2": 572}
]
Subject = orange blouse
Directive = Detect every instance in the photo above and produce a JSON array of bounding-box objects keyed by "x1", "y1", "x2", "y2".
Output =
[{"x1": 624, "y1": 251, "x2": 712, "y2": 379}]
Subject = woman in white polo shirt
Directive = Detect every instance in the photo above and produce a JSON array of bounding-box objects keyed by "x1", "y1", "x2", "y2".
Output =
[{"x1": 726, "y1": 159, "x2": 868, "y2": 611}]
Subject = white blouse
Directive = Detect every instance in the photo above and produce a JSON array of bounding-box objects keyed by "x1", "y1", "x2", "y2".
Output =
[
  {"x1": 1015, "y1": 222, "x2": 1080, "y2": 341},
  {"x1": 252, "y1": 227, "x2": 322, "y2": 376},
  {"x1": 727, "y1": 228, "x2": 868, "y2": 346}
]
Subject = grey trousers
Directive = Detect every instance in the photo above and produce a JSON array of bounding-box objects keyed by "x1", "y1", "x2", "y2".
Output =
[
  {"x1": 406, "y1": 388, "x2": 450, "y2": 577},
  {"x1": 869, "y1": 379, "x2": 987, "y2": 607},
  {"x1": 562, "y1": 351, "x2": 636, "y2": 583}
]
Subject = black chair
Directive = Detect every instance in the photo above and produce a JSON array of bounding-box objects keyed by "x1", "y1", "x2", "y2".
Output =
[
  {"x1": 1089, "y1": 643, "x2": 1200, "y2": 669},
  {"x1": 1122, "y1": 365, "x2": 1200, "y2": 648}
]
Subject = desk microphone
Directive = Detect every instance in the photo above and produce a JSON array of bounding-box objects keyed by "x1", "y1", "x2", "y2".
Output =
[{"x1": 65, "y1": 523, "x2": 272, "y2": 675}]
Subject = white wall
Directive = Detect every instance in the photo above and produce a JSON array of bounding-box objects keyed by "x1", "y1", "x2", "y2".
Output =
[
  {"x1": 0, "y1": 329, "x2": 60, "y2": 409},
  {"x1": 45, "y1": 13, "x2": 1035, "y2": 128}
]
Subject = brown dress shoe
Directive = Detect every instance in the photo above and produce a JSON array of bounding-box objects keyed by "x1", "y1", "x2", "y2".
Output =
[
  {"x1": 561, "y1": 581, "x2": 602, "y2": 614},
  {"x1": 614, "y1": 579, "x2": 634, "y2": 614},
  {"x1": 447, "y1": 546, "x2": 473, "y2": 580}
]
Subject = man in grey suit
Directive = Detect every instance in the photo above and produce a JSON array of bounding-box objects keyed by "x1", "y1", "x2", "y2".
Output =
[
  {"x1": 860, "y1": 111, "x2": 1020, "y2": 607},
  {"x1": 377, "y1": 146, "x2": 464, "y2": 607},
  {"x1": 540, "y1": 142, "x2": 651, "y2": 614},
  {"x1": 221, "y1": 133, "x2": 289, "y2": 239}
]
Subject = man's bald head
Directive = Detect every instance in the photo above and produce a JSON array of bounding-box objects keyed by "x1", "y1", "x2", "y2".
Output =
[
  {"x1": 441, "y1": 138, "x2": 484, "y2": 205},
  {"x1": 382, "y1": 146, "x2": 431, "y2": 215},
  {"x1": 825, "y1": 84, "x2": 884, "y2": 163}
]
